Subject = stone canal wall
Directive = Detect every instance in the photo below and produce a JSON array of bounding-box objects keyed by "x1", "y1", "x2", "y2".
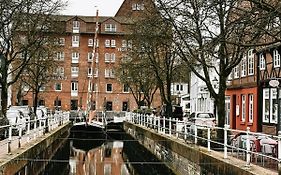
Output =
[
  {"x1": 123, "y1": 122, "x2": 277, "y2": 175},
  {"x1": 0, "y1": 122, "x2": 71, "y2": 175}
]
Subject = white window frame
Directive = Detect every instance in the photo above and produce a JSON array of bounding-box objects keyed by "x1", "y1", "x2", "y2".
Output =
[
  {"x1": 105, "y1": 39, "x2": 110, "y2": 47},
  {"x1": 71, "y1": 67, "x2": 79, "y2": 77},
  {"x1": 95, "y1": 39, "x2": 99, "y2": 48},
  {"x1": 123, "y1": 84, "x2": 129, "y2": 93},
  {"x1": 72, "y1": 52, "x2": 79, "y2": 63},
  {"x1": 234, "y1": 66, "x2": 239, "y2": 79},
  {"x1": 105, "y1": 24, "x2": 116, "y2": 32},
  {"x1": 88, "y1": 39, "x2": 93, "y2": 47},
  {"x1": 241, "y1": 95, "x2": 246, "y2": 122},
  {"x1": 111, "y1": 53, "x2": 115, "y2": 62},
  {"x1": 95, "y1": 53, "x2": 99, "y2": 63},
  {"x1": 105, "y1": 69, "x2": 115, "y2": 78},
  {"x1": 248, "y1": 50, "x2": 254, "y2": 75},
  {"x1": 71, "y1": 82, "x2": 78, "y2": 96},
  {"x1": 122, "y1": 40, "x2": 127, "y2": 48},
  {"x1": 72, "y1": 35, "x2": 79, "y2": 47},
  {"x1": 88, "y1": 52, "x2": 93, "y2": 62},
  {"x1": 94, "y1": 68, "x2": 98, "y2": 77},
  {"x1": 88, "y1": 67, "x2": 93, "y2": 77},
  {"x1": 73, "y1": 21, "x2": 80, "y2": 33},
  {"x1": 54, "y1": 83, "x2": 62, "y2": 91},
  {"x1": 273, "y1": 49, "x2": 280, "y2": 68},
  {"x1": 260, "y1": 53, "x2": 265, "y2": 70},
  {"x1": 105, "y1": 53, "x2": 110, "y2": 62},
  {"x1": 241, "y1": 57, "x2": 246, "y2": 77},
  {"x1": 248, "y1": 94, "x2": 254, "y2": 123},
  {"x1": 270, "y1": 88, "x2": 278, "y2": 124},
  {"x1": 263, "y1": 88, "x2": 270, "y2": 123},
  {"x1": 106, "y1": 84, "x2": 113, "y2": 92},
  {"x1": 55, "y1": 52, "x2": 64, "y2": 61},
  {"x1": 111, "y1": 39, "x2": 116, "y2": 47}
]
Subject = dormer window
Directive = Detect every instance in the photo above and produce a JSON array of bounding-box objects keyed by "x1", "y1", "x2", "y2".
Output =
[
  {"x1": 105, "y1": 24, "x2": 116, "y2": 32},
  {"x1": 132, "y1": 3, "x2": 144, "y2": 11},
  {"x1": 73, "y1": 21, "x2": 80, "y2": 33}
]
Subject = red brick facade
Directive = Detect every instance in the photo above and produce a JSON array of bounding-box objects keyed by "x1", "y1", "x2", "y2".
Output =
[{"x1": 12, "y1": 0, "x2": 161, "y2": 112}]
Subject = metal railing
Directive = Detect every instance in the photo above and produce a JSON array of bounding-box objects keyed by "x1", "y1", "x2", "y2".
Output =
[
  {"x1": 125, "y1": 112, "x2": 280, "y2": 171},
  {"x1": 0, "y1": 111, "x2": 69, "y2": 154}
]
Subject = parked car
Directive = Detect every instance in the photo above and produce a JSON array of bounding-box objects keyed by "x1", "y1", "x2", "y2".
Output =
[
  {"x1": 188, "y1": 112, "x2": 216, "y2": 127},
  {"x1": 6, "y1": 109, "x2": 27, "y2": 133}
]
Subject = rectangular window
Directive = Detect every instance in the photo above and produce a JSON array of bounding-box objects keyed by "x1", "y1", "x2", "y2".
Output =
[
  {"x1": 241, "y1": 95, "x2": 246, "y2": 122},
  {"x1": 72, "y1": 35, "x2": 79, "y2": 47},
  {"x1": 54, "y1": 83, "x2": 62, "y2": 91},
  {"x1": 105, "y1": 69, "x2": 115, "y2": 78},
  {"x1": 111, "y1": 40, "x2": 116, "y2": 47},
  {"x1": 105, "y1": 53, "x2": 110, "y2": 62},
  {"x1": 260, "y1": 53, "x2": 265, "y2": 70},
  {"x1": 122, "y1": 40, "x2": 127, "y2": 47},
  {"x1": 88, "y1": 52, "x2": 93, "y2": 62},
  {"x1": 248, "y1": 50, "x2": 254, "y2": 75},
  {"x1": 71, "y1": 67, "x2": 79, "y2": 77},
  {"x1": 54, "y1": 67, "x2": 64, "y2": 76},
  {"x1": 248, "y1": 94, "x2": 254, "y2": 123},
  {"x1": 94, "y1": 68, "x2": 98, "y2": 77},
  {"x1": 234, "y1": 66, "x2": 239, "y2": 79},
  {"x1": 105, "y1": 39, "x2": 110, "y2": 47},
  {"x1": 111, "y1": 53, "x2": 115, "y2": 62},
  {"x1": 263, "y1": 88, "x2": 270, "y2": 123},
  {"x1": 73, "y1": 21, "x2": 80, "y2": 33},
  {"x1": 55, "y1": 52, "x2": 64, "y2": 61},
  {"x1": 59, "y1": 38, "x2": 65, "y2": 46},
  {"x1": 271, "y1": 88, "x2": 278, "y2": 124},
  {"x1": 72, "y1": 52, "x2": 79, "y2": 63},
  {"x1": 95, "y1": 39, "x2": 99, "y2": 48},
  {"x1": 105, "y1": 24, "x2": 116, "y2": 32},
  {"x1": 273, "y1": 49, "x2": 280, "y2": 67},
  {"x1": 95, "y1": 53, "x2": 99, "y2": 63},
  {"x1": 88, "y1": 39, "x2": 93, "y2": 47},
  {"x1": 71, "y1": 82, "x2": 78, "y2": 96},
  {"x1": 123, "y1": 84, "x2": 129, "y2": 92},
  {"x1": 88, "y1": 67, "x2": 93, "y2": 77},
  {"x1": 225, "y1": 96, "x2": 231, "y2": 125},
  {"x1": 106, "y1": 84, "x2": 112, "y2": 92},
  {"x1": 241, "y1": 57, "x2": 246, "y2": 77}
]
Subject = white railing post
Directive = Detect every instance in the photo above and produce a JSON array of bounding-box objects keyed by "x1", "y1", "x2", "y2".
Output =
[
  {"x1": 194, "y1": 125, "x2": 197, "y2": 144},
  {"x1": 277, "y1": 131, "x2": 281, "y2": 172},
  {"x1": 224, "y1": 124, "x2": 229, "y2": 159},
  {"x1": 207, "y1": 127, "x2": 211, "y2": 152},
  {"x1": 158, "y1": 116, "x2": 160, "y2": 132},
  {"x1": 169, "y1": 117, "x2": 172, "y2": 136},
  {"x1": 34, "y1": 118, "x2": 37, "y2": 139},
  {"x1": 246, "y1": 127, "x2": 251, "y2": 166},
  {"x1": 184, "y1": 122, "x2": 187, "y2": 140},
  {"x1": 8, "y1": 126, "x2": 12, "y2": 153},
  {"x1": 27, "y1": 118, "x2": 30, "y2": 143},
  {"x1": 176, "y1": 118, "x2": 179, "y2": 138}
]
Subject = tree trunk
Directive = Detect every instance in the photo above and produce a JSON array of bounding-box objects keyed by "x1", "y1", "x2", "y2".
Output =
[{"x1": 216, "y1": 89, "x2": 226, "y2": 143}]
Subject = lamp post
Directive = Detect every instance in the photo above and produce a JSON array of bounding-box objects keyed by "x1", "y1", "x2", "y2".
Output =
[{"x1": 212, "y1": 77, "x2": 219, "y2": 117}]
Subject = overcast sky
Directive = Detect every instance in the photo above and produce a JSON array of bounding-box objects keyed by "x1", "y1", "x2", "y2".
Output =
[{"x1": 61, "y1": 0, "x2": 124, "y2": 16}]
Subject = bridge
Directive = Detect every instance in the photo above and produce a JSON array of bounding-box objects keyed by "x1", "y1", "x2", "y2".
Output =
[{"x1": 0, "y1": 111, "x2": 280, "y2": 175}]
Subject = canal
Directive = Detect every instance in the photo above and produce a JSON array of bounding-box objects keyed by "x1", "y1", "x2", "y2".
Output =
[{"x1": 42, "y1": 123, "x2": 175, "y2": 175}]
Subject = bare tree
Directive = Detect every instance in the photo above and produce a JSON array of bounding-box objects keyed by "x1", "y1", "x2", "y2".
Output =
[
  {"x1": 154, "y1": 0, "x2": 273, "y2": 140},
  {"x1": 126, "y1": 11, "x2": 181, "y2": 117},
  {"x1": 0, "y1": 0, "x2": 65, "y2": 121},
  {"x1": 118, "y1": 56, "x2": 158, "y2": 109},
  {"x1": 19, "y1": 44, "x2": 59, "y2": 115}
]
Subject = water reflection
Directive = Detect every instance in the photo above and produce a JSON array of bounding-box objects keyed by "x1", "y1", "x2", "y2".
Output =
[{"x1": 69, "y1": 140, "x2": 130, "y2": 175}]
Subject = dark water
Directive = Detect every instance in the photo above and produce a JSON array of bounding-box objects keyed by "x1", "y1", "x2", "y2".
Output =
[{"x1": 43, "y1": 124, "x2": 175, "y2": 175}]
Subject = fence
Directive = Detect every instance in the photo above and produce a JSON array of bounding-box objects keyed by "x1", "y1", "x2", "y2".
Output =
[
  {"x1": 125, "y1": 112, "x2": 281, "y2": 171},
  {"x1": 0, "y1": 111, "x2": 69, "y2": 154}
]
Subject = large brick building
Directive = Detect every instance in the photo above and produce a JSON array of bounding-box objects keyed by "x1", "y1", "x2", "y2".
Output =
[{"x1": 12, "y1": 0, "x2": 161, "y2": 112}]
